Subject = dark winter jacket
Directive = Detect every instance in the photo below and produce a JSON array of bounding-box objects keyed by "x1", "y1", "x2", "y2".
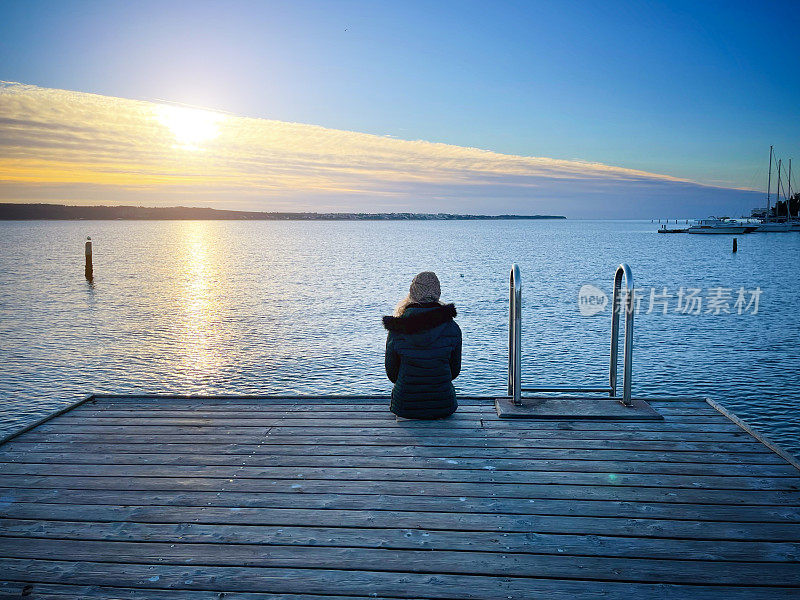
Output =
[{"x1": 382, "y1": 303, "x2": 462, "y2": 419}]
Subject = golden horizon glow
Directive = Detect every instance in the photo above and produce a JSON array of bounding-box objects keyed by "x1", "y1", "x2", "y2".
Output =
[{"x1": 0, "y1": 82, "x2": 758, "y2": 214}]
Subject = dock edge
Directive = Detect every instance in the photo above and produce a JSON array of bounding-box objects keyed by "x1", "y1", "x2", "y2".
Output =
[{"x1": 706, "y1": 396, "x2": 800, "y2": 472}]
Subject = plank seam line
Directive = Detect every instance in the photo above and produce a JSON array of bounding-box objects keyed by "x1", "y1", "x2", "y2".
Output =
[
  {"x1": 47, "y1": 425, "x2": 744, "y2": 432},
  {"x1": 0, "y1": 445, "x2": 777, "y2": 455},
  {"x1": 0, "y1": 457, "x2": 786, "y2": 466},
  {"x1": 28, "y1": 425, "x2": 755, "y2": 432}
]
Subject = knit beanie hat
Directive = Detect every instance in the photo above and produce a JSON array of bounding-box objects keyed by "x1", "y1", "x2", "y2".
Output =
[{"x1": 409, "y1": 271, "x2": 441, "y2": 303}]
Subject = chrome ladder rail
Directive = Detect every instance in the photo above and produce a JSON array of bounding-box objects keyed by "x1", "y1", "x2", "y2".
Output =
[
  {"x1": 609, "y1": 263, "x2": 635, "y2": 404},
  {"x1": 508, "y1": 263, "x2": 635, "y2": 406},
  {"x1": 508, "y1": 264, "x2": 522, "y2": 406}
]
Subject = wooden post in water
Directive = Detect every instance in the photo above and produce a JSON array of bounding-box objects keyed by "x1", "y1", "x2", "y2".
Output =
[
  {"x1": 732, "y1": 238, "x2": 738, "y2": 253},
  {"x1": 84, "y1": 236, "x2": 93, "y2": 280}
]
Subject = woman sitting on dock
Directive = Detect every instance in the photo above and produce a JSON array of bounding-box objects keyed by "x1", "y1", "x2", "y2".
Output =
[{"x1": 382, "y1": 271, "x2": 462, "y2": 419}]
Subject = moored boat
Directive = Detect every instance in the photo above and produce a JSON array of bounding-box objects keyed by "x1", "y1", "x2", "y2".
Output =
[
  {"x1": 753, "y1": 221, "x2": 796, "y2": 232},
  {"x1": 686, "y1": 217, "x2": 757, "y2": 234}
]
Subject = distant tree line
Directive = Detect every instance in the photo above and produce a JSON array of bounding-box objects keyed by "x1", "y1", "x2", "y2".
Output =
[{"x1": 0, "y1": 203, "x2": 566, "y2": 221}]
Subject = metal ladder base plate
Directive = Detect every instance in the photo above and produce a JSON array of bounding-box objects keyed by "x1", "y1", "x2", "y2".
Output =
[
  {"x1": 521, "y1": 386, "x2": 613, "y2": 394},
  {"x1": 495, "y1": 396, "x2": 663, "y2": 420}
]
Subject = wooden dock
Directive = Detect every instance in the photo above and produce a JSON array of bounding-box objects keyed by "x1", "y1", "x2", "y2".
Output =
[{"x1": 0, "y1": 394, "x2": 799, "y2": 599}]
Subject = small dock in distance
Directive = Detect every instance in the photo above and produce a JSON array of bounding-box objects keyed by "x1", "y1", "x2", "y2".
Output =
[{"x1": 1, "y1": 394, "x2": 799, "y2": 599}]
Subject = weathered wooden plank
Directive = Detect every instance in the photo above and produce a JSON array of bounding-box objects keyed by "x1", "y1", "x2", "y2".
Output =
[
  {"x1": 0, "y1": 558, "x2": 795, "y2": 599},
  {"x1": 22, "y1": 427, "x2": 756, "y2": 443},
  {"x1": 3, "y1": 519, "x2": 799, "y2": 562},
  {"x1": 75, "y1": 402, "x2": 717, "y2": 417},
  {"x1": 5, "y1": 503, "x2": 800, "y2": 542},
  {"x1": 8, "y1": 434, "x2": 772, "y2": 453},
  {"x1": 67, "y1": 406, "x2": 727, "y2": 418},
  {"x1": 70, "y1": 404, "x2": 490, "y2": 414},
  {"x1": 2, "y1": 451, "x2": 794, "y2": 477},
  {"x1": 2, "y1": 460, "x2": 798, "y2": 491},
  {"x1": 2, "y1": 537, "x2": 798, "y2": 586},
  {"x1": 88, "y1": 395, "x2": 708, "y2": 406},
  {"x1": 60, "y1": 405, "x2": 728, "y2": 417},
  {"x1": 6, "y1": 489, "x2": 799, "y2": 525},
  {"x1": 0, "y1": 581, "x2": 383, "y2": 600},
  {"x1": 44, "y1": 417, "x2": 745, "y2": 433},
  {"x1": 53, "y1": 411, "x2": 734, "y2": 424},
  {"x1": 61, "y1": 421, "x2": 742, "y2": 437},
  {"x1": 2, "y1": 462, "x2": 797, "y2": 491},
  {"x1": 0, "y1": 581, "x2": 388, "y2": 600},
  {"x1": 5, "y1": 475, "x2": 798, "y2": 505},
  {"x1": 84, "y1": 397, "x2": 457, "y2": 408},
  {"x1": 0, "y1": 580, "x2": 401, "y2": 600},
  {"x1": 41, "y1": 417, "x2": 740, "y2": 435},
  {"x1": 0, "y1": 442, "x2": 784, "y2": 463},
  {"x1": 86, "y1": 404, "x2": 711, "y2": 417}
]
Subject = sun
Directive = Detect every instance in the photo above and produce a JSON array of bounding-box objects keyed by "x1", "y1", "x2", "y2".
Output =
[{"x1": 155, "y1": 104, "x2": 225, "y2": 150}]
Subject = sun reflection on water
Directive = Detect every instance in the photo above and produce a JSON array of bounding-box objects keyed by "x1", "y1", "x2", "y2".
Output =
[{"x1": 178, "y1": 222, "x2": 222, "y2": 377}]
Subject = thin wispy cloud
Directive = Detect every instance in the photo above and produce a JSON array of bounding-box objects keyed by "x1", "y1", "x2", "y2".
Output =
[{"x1": 0, "y1": 82, "x2": 759, "y2": 217}]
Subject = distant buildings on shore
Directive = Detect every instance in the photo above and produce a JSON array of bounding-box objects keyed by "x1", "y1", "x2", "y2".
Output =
[{"x1": 0, "y1": 203, "x2": 566, "y2": 221}]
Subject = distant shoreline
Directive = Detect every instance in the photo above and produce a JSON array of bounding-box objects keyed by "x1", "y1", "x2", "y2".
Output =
[{"x1": 0, "y1": 204, "x2": 566, "y2": 221}]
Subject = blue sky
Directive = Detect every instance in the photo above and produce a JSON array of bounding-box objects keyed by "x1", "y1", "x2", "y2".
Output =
[{"x1": 1, "y1": 1, "x2": 798, "y2": 216}]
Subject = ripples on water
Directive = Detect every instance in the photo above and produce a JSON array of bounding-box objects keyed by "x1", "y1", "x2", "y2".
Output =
[{"x1": 0, "y1": 220, "x2": 798, "y2": 457}]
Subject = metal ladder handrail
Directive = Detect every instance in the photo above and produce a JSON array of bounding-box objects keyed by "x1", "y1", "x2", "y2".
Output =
[
  {"x1": 508, "y1": 264, "x2": 522, "y2": 405},
  {"x1": 508, "y1": 263, "x2": 635, "y2": 406},
  {"x1": 609, "y1": 263, "x2": 635, "y2": 405}
]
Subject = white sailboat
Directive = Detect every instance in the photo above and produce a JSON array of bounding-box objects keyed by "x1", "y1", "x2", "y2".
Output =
[
  {"x1": 753, "y1": 147, "x2": 797, "y2": 232},
  {"x1": 686, "y1": 217, "x2": 757, "y2": 234}
]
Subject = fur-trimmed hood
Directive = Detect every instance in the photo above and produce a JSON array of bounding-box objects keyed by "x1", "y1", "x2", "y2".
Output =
[{"x1": 383, "y1": 303, "x2": 457, "y2": 334}]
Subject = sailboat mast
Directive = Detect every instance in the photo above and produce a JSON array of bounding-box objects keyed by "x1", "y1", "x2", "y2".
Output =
[
  {"x1": 766, "y1": 145, "x2": 773, "y2": 221},
  {"x1": 776, "y1": 159, "x2": 782, "y2": 221},
  {"x1": 788, "y1": 159, "x2": 793, "y2": 222}
]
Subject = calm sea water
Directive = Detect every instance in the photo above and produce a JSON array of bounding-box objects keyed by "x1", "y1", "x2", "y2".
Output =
[{"x1": 1, "y1": 219, "x2": 798, "y2": 457}]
